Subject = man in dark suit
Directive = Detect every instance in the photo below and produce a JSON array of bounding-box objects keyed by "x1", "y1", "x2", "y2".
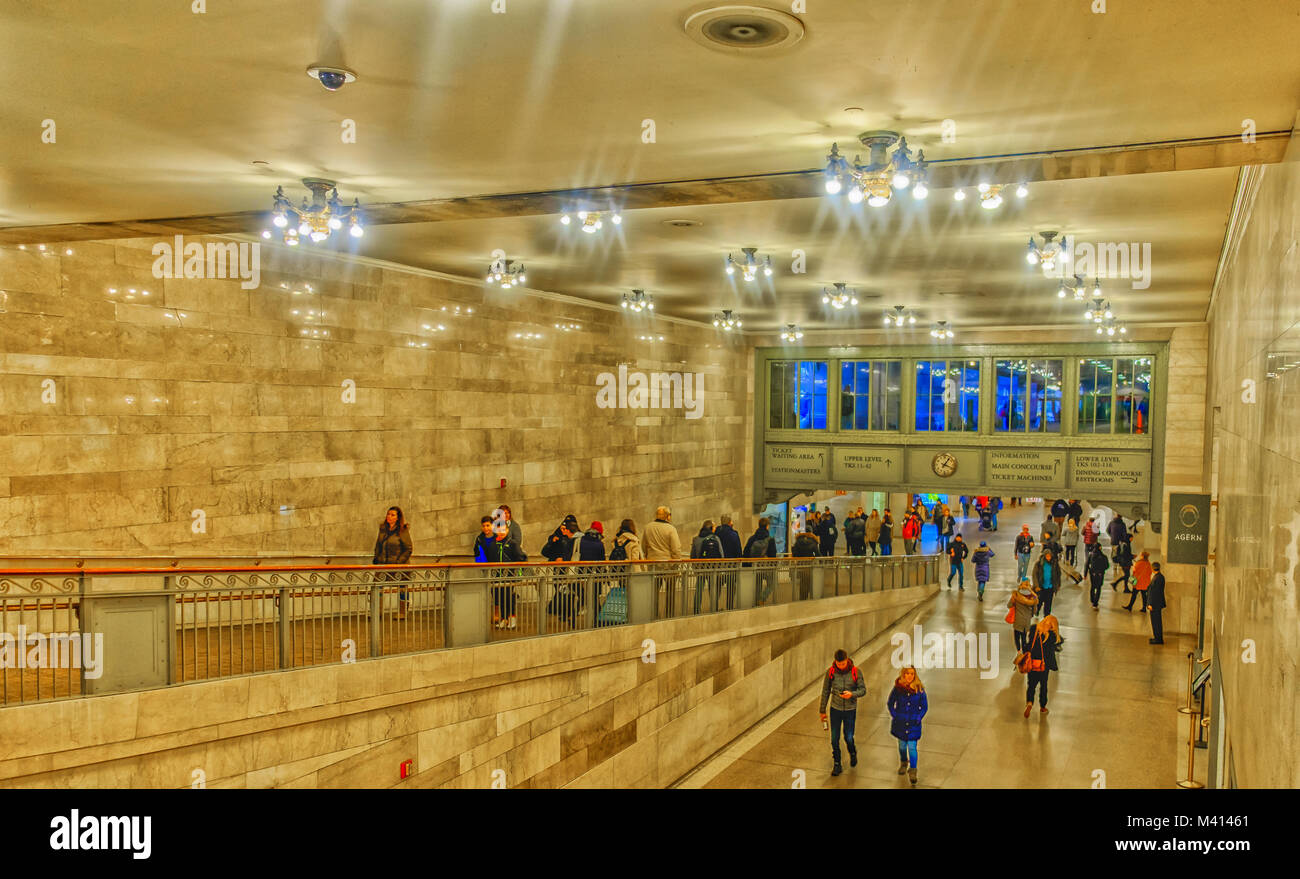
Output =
[{"x1": 1147, "y1": 563, "x2": 1166, "y2": 644}]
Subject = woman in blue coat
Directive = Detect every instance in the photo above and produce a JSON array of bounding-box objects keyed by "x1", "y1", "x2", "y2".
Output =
[{"x1": 887, "y1": 666, "x2": 929, "y2": 786}]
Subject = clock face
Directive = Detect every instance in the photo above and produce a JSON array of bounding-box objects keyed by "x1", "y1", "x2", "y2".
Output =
[{"x1": 932, "y1": 452, "x2": 959, "y2": 478}]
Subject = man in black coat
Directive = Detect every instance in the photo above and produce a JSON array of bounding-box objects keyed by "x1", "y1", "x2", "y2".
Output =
[
  {"x1": 817, "y1": 512, "x2": 839, "y2": 557},
  {"x1": 1067, "y1": 499, "x2": 1084, "y2": 525},
  {"x1": 715, "y1": 515, "x2": 743, "y2": 558},
  {"x1": 1147, "y1": 563, "x2": 1167, "y2": 644}
]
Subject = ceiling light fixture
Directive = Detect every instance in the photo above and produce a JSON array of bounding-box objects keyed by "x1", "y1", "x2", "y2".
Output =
[
  {"x1": 263, "y1": 178, "x2": 364, "y2": 245},
  {"x1": 929, "y1": 320, "x2": 955, "y2": 339},
  {"x1": 560, "y1": 209, "x2": 621, "y2": 234},
  {"x1": 1095, "y1": 316, "x2": 1128, "y2": 336},
  {"x1": 726, "y1": 247, "x2": 774, "y2": 282},
  {"x1": 554, "y1": 322, "x2": 581, "y2": 332},
  {"x1": 780, "y1": 324, "x2": 804, "y2": 342},
  {"x1": 883, "y1": 305, "x2": 918, "y2": 327},
  {"x1": 823, "y1": 132, "x2": 927, "y2": 208},
  {"x1": 621, "y1": 289, "x2": 654, "y2": 312},
  {"x1": 486, "y1": 257, "x2": 526, "y2": 288},
  {"x1": 1083, "y1": 297, "x2": 1114, "y2": 324},
  {"x1": 1026, "y1": 231, "x2": 1068, "y2": 274},
  {"x1": 712, "y1": 309, "x2": 743, "y2": 331},
  {"x1": 822, "y1": 282, "x2": 859, "y2": 309},
  {"x1": 1055, "y1": 274, "x2": 1096, "y2": 300}
]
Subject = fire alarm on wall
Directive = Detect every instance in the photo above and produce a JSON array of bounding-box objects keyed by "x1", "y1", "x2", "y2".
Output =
[
  {"x1": 399, "y1": 759, "x2": 413, "y2": 779},
  {"x1": 500, "y1": 478, "x2": 507, "y2": 488}
]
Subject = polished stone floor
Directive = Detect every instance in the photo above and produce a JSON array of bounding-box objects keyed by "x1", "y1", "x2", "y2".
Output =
[{"x1": 696, "y1": 504, "x2": 1196, "y2": 789}]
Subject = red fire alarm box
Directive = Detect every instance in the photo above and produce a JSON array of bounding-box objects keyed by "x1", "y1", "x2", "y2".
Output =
[{"x1": 400, "y1": 760, "x2": 413, "y2": 779}]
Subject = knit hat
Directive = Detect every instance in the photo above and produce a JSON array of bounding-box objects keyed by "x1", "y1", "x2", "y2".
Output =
[
  {"x1": 589, "y1": 521, "x2": 603, "y2": 535},
  {"x1": 979, "y1": 541, "x2": 987, "y2": 547}
]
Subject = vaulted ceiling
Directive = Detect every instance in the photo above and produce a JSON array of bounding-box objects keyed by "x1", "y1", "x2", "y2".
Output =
[{"x1": 3, "y1": 0, "x2": 1299, "y2": 330}]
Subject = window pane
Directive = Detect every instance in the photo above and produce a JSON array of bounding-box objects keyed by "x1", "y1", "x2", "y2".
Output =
[
  {"x1": 1115, "y1": 357, "x2": 1136, "y2": 433},
  {"x1": 769, "y1": 363, "x2": 784, "y2": 428},
  {"x1": 1132, "y1": 357, "x2": 1152, "y2": 434},
  {"x1": 914, "y1": 361, "x2": 930, "y2": 431},
  {"x1": 1078, "y1": 358, "x2": 1113, "y2": 433},
  {"x1": 1035, "y1": 359, "x2": 1063, "y2": 433},
  {"x1": 840, "y1": 363, "x2": 854, "y2": 430},
  {"x1": 884, "y1": 362, "x2": 901, "y2": 430},
  {"x1": 812, "y1": 362, "x2": 828, "y2": 429},
  {"x1": 960, "y1": 362, "x2": 980, "y2": 431},
  {"x1": 995, "y1": 361, "x2": 1013, "y2": 431},
  {"x1": 855, "y1": 362, "x2": 871, "y2": 430},
  {"x1": 855, "y1": 361, "x2": 870, "y2": 396},
  {"x1": 798, "y1": 362, "x2": 812, "y2": 429},
  {"x1": 784, "y1": 361, "x2": 797, "y2": 429}
]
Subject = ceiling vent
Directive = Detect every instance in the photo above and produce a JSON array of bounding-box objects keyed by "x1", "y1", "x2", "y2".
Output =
[{"x1": 683, "y1": 5, "x2": 805, "y2": 54}]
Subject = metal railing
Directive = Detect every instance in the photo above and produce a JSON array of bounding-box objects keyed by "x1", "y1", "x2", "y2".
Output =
[{"x1": 0, "y1": 553, "x2": 940, "y2": 707}]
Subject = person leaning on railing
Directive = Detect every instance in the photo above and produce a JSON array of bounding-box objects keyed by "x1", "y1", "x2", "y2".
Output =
[
  {"x1": 373, "y1": 506, "x2": 413, "y2": 619},
  {"x1": 483, "y1": 520, "x2": 526, "y2": 630},
  {"x1": 791, "y1": 530, "x2": 820, "y2": 600},
  {"x1": 743, "y1": 517, "x2": 778, "y2": 605}
]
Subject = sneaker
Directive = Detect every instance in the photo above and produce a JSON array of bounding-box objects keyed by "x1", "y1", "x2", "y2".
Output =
[
  {"x1": 1040, "y1": 706, "x2": 1049, "y2": 714},
  {"x1": 978, "y1": 594, "x2": 984, "y2": 602},
  {"x1": 1023, "y1": 703, "x2": 1032, "y2": 718},
  {"x1": 1140, "y1": 607, "x2": 1148, "y2": 613},
  {"x1": 1149, "y1": 638, "x2": 1163, "y2": 644},
  {"x1": 1092, "y1": 605, "x2": 1099, "y2": 611},
  {"x1": 831, "y1": 763, "x2": 842, "y2": 777},
  {"x1": 507, "y1": 616, "x2": 517, "y2": 630},
  {"x1": 849, "y1": 752, "x2": 858, "y2": 768}
]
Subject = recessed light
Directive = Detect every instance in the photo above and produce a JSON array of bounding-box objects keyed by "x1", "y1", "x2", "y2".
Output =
[{"x1": 662, "y1": 219, "x2": 702, "y2": 228}]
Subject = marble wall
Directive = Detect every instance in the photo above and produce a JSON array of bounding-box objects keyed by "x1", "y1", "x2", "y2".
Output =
[
  {"x1": 0, "y1": 238, "x2": 753, "y2": 558},
  {"x1": 1205, "y1": 157, "x2": 1300, "y2": 788},
  {"x1": 0, "y1": 585, "x2": 935, "y2": 788}
]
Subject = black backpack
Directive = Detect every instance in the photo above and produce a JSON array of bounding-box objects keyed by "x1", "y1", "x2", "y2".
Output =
[
  {"x1": 745, "y1": 535, "x2": 773, "y2": 558},
  {"x1": 609, "y1": 539, "x2": 629, "y2": 562},
  {"x1": 694, "y1": 534, "x2": 723, "y2": 559}
]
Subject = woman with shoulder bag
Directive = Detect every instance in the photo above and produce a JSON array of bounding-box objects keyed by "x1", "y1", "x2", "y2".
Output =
[
  {"x1": 373, "y1": 506, "x2": 414, "y2": 619},
  {"x1": 1022, "y1": 614, "x2": 1060, "y2": 717}
]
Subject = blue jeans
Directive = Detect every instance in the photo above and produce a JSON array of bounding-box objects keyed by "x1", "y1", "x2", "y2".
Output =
[
  {"x1": 1017, "y1": 552, "x2": 1030, "y2": 581},
  {"x1": 829, "y1": 707, "x2": 857, "y2": 765},
  {"x1": 947, "y1": 562, "x2": 964, "y2": 587},
  {"x1": 977, "y1": 578, "x2": 987, "y2": 596},
  {"x1": 938, "y1": 534, "x2": 949, "y2": 553},
  {"x1": 991, "y1": 512, "x2": 998, "y2": 530},
  {"x1": 897, "y1": 738, "x2": 918, "y2": 768},
  {"x1": 880, "y1": 543, "x2": 892, "y2": 556}
]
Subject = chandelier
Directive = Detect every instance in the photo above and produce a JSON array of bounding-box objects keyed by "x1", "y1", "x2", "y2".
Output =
[
  {"x1": 780, "y1": 324, "x2": 804, "y2": 342},
  {"x1": 883, "y1": 305, "x2": 918, "y2": 327},
  {"x1": 1057, "y1": 275, "x2": 1100, "y2": 300},
  {"x1": 823, "y1": 132, "x2": 929, "y2": 206},
  {"x1": 954, "y1": 182, "x2": 1027, "y2": 207},
  {"x1": 262, "y1": 178, "x2": 364, "y2": 245},
  {"x1": 560, "y1": 209, "x2": 621, "y2": 234},
  {"x1": 713, "y1": 309, "x2": 743, "y2": 331},
  {"x1": 726, "y1": 247, "x2": 773, "y2": 282},
  {"x1": 929, "y1": 320, "x2": 955, "y2": 339},
  {"x1": 822, "y1": 283, "x2": 859, "y2": 309},
  {"x1": 554, "y1": 321, "x2": 582, "y2": 332},
  {"x1": 621, "y1": 289, "x2": 654, "y2": 312},
  {"x1": 486, "y1": 258, "x2": 526, "y2": 288},
  {"x1": 1083, "y1": 297, "x2": 1114, "y2": 324},
  {"x1": 1026, "y1": 231, "x2": 1069, "y2": 274},
  {"x1": 1095, "y1": 315, "x2": 1128, "y2": 336}
]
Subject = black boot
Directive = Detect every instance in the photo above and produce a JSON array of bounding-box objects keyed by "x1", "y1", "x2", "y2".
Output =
[
  {"x1": 831, "y1": 762, "x2": 842, "y2": 777},
  {"x1": 849, "y1": 749, "x2": 858, "y2": 768}
]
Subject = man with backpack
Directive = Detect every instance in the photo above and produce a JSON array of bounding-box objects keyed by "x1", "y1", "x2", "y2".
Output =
[
  {"x1": 819, "y1": 648, "x2": 867, "y2": 777},
  {"x1": 1085, "y1": 544, "x2": 1110, "y2": 611},
  {"x1": 690, "y1": 519, "x2": 724, "y2": 614},
  {"x1": 744, "y1": 517, "x2": 778, "y2": 604}
]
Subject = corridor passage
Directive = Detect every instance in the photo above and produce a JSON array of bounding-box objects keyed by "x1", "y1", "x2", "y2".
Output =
[{"x1": 695, "y1": 503, "x2": 1194, "y2": 788}]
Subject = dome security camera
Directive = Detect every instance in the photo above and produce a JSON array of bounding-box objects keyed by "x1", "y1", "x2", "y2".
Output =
[{"x1": 306, "y1": 65, "x2": 357, "y2": 91}]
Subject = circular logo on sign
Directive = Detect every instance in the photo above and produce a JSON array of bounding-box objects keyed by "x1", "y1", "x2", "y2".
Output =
[
  {"x1": 932, "y1": 452, "x2": 958, "y2": 478},
  {"x1": 1178, "y1": 504, "x2": 1199, "y2": 528}
]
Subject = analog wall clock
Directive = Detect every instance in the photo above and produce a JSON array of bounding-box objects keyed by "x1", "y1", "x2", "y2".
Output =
[{"x1": 931, "y1": 452, "x2": 958, "y2": 478}]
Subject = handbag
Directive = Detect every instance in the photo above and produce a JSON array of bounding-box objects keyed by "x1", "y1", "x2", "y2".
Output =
[{"x1": 1004, "y1": 606, "x2": 1016, "y2": 625}]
